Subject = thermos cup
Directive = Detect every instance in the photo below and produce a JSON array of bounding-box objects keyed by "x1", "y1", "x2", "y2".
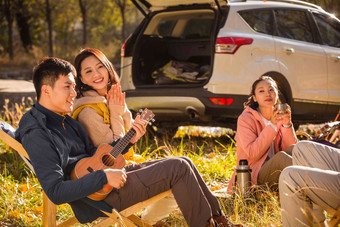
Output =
[{"x1": 236, "y1": 159, "x2": 252, "y2": 196}]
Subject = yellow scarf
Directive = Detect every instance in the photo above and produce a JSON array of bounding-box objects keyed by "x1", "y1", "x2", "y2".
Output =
[
  {"x1": 72, "y1": 103, "x2": 110, "y2": 124},
  {"x1": 72, "y1": 103, "x2": 136, "y2": 161}
]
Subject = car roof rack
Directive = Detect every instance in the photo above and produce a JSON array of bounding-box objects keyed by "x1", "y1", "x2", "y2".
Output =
[{"x1": 243, "y1": 0, "x2": 324, "y2": 11}]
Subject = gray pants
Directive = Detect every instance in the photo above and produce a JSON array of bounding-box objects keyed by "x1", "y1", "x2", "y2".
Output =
[
  {"x1": 279, "y1": 141, "x2": 340, "y2": 227},
  {"x1": 258, "y1": 146, "x2": 293, "y2": 189},
  {"x1": 104, "y1": 156, "x2": 222, "y2": 227}
]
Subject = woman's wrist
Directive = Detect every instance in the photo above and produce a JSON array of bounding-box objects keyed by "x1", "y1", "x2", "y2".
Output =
[
  {"x1": 269, "y1": 122, "x2": 277, "y2": 131},
  {"x1": 108, "y1": 103, "x2": 124, "y2": 114},
  {"x1": 282, "y1": 123, "x2": 292, "y2": 128}
]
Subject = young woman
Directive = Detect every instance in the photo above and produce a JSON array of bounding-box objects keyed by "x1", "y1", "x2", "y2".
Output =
[
  {"x1": 72, "y1": 48, "x2": 178, "y2": 225},
  {"x1": 227, "y1": 76, "x2": 297, "y2": 194}
]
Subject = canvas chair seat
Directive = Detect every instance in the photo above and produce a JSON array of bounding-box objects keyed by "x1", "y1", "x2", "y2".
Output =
[{"x1": 0, "y1": 120, "x2": 172, "y2": 227}]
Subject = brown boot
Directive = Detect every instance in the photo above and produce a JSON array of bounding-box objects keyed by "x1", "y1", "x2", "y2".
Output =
[{"x1": 213, "y1": 215, "x2": 244, "y2": 227}]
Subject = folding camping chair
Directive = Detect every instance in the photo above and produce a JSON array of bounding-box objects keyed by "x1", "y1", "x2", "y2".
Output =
[
  {"x1": 0, "y1": 121, "x2": 172, "y2": 227},
  {"x1": 324, "y1": 206, "x2": 340, "y2": 227}
]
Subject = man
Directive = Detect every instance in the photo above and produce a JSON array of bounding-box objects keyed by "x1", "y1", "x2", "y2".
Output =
[
  {"x1": 279, "y1": 141, "x2": 340, "y2": 226},
  {"x1": 15, "y1": 57, "x2": 237, "y2": 227}
]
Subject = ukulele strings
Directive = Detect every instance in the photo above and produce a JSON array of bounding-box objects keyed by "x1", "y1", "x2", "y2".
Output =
[
  {"x1": 101, "y1": 129, "x2": 135, "y2": 167},
  {"x1": 100, "y1": 110, "x2": 151, "y2": 167}
]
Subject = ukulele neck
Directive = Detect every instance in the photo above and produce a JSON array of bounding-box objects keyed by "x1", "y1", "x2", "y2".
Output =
[{"x1": 109, "y1": 128, "x2": 136, "y2": 158}]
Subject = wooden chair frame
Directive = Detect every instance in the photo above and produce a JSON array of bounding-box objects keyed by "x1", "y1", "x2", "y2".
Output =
[
  {"x1": 325, "y1": 207, "x2": 340, "y2": 227},
  {"x1": 0, "y1": 125, "x2": 172, "y2": 227}
]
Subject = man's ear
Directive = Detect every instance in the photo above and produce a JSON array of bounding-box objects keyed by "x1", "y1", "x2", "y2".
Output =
[{"x1": 41, "y1": 84, "x2": 51, "y2": 97}]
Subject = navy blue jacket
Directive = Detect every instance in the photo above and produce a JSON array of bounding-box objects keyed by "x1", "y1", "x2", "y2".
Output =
[{"x1": 15, "y1": 103, "x2": 131, "y2": 223}]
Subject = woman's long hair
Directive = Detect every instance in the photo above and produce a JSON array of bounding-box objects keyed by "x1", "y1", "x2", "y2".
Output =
[
  {"x1": 74, "y1": 48, "x2": 120, "y2": 97},
  {"x1": 244, "y1": 75, "x2": 278, "y2": 110}
]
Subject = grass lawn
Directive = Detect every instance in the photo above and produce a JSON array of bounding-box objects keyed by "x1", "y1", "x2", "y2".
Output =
[{"x1": 0, "y1": 125, "x2": 282, "y2": 227}]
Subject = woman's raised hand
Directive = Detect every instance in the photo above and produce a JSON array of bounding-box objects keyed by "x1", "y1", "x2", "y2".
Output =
[{"x1": 107, "y1": 84, "x2": 125, "y2": 106}]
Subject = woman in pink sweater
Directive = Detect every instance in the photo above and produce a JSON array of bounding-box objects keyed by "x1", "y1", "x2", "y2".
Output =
[
  {"x1": 227, "y1": 76, "x2": 297, "y2": 194},
  {"x1": 72, "y1": 48, "x2": 178, "y2": 226}
]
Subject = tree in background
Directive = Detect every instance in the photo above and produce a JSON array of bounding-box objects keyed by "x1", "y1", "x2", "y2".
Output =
[
  {"x1": 3, "y1": 0, "x2": 14, "y2": 59},
  {"x1": 78, "y1": 0, "x2": 88, "y2": 46},
  {"x1": 307, "y1": 0, "x2": 340, "y2": 17},
  {"x1": 45, "y1": 0, "x2": 53, "y2": 56},
  {"x1": 15, "y1": 0, "x2": 33, "y2": 52},
  {"x1": 113, "y1": 0, "x2": 128, "y2": 43},
  {"x1": 0, "y1": 0, "x2": 337, "y2": 66}
]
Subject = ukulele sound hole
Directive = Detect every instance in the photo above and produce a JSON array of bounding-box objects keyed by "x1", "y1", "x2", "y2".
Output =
[{"x1": 102, "y1": 154, "x2": 116, "y2": 167}]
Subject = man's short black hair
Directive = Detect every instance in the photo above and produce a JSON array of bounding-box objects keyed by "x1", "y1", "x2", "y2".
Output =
[{"x1": 33, "y1": 57, "x2": 76, "y2": 100}]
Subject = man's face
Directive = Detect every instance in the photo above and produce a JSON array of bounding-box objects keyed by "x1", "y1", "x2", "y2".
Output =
[{"x1": 42, "y1": 73, "x2": 76, "y2": 114}]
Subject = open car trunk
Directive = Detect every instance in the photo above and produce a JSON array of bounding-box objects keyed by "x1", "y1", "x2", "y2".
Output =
[{"x1": 131, "y1": 8, "x2": 219, "y2": 87}]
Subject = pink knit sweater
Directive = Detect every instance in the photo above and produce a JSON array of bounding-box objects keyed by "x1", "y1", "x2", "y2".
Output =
[{"x1": 227, "y1": 106, "x2": 297, "y2": 194}]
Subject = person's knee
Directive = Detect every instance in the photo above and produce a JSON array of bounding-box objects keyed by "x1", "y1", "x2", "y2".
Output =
[
  {"x1": 292, "y1": 141, "x2": 319, "y2": 165},
  {"x1": 280, "y1": 166, "x2": 307, "y2": 192},
  {"x1": 177, "y1": 156, "x2": 194, "y2": 165},
  {"x1": 276, "y1": 151, "x2": 293, "y2": 169},
  {"x1": 293, "y1": 141, "x2": 309, "y2": 157},
  {"x1": 279, "y1": 166, "x2": 297, "y2": 194},
  {"x1": 279, "y1": 166, "x2": 293, "y2": 186},
  {"x1": 166, "y1": 157, "x2": 191, "y2": 173}
]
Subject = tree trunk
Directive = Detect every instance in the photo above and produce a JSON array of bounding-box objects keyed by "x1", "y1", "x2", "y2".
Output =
[
  {"x1": 79, "y1": 0, "x2": 87, "y2": 46},
  {"x1": 120, "y1": 4, "x2": 126, "y2": 43},
  {"x1": 4, "y1": 0, "x2": 14, "y2": 59},
  {"x1": 45, "y1": 0, "x2": 53, "y2": 56},
  {"x1": 16, "y1": 0, "x2": 33, "y2": 52},
  {"x1": 114, "y1": 0, "x2": 127, "y2": 43}
]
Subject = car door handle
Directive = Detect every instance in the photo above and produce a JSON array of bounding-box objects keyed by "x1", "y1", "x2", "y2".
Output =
[{"x1": 285, "y1": 48, "x2": 295, "y2": 55}]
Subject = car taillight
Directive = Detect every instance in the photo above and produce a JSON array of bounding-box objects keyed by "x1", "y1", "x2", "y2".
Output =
[
  {"x1": 215, "y1": 37, "x2": 253, "y2": 54},
  {"x1": 209, "y1": 98, "x2": 233, "y2": 106},
  {"x1": 121, "y1": 42, "x2": 126, "y2": 57}
]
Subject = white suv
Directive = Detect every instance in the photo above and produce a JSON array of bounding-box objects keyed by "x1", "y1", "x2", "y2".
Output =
[{"x1": 120, "y1": 0, "x2": 340, "y2": 133}]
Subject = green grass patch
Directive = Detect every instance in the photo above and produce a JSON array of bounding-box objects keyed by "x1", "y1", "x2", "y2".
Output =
[{"x1": 0, "y1": 128, "x2": 282, "y2": 226}]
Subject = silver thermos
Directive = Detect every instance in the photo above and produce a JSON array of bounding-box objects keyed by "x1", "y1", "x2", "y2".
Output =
[{"x1": 236, "y1": 159, "x2": 252, "y2": 196}]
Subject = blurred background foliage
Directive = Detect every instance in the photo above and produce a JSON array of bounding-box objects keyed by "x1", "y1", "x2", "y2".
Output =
[
  {"x1": 0, "y1": 0, "x2": 142, "y2": 68},
  {"x1": 0, "y1": 0, "x2": 339, "y2": 70}
]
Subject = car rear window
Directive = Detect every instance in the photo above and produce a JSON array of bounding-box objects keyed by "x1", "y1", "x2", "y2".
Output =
[
  {"x1": 157, "y1": 20, "x2": 178, "y2": 37},
  {"x1": 156, "y1": 18, "x2": 214, "y2": 38},
  {"x1": 239, "y1": 10, "x2": 272, "y2": 35},
  {"x1": 181, "y1": 18, "x2": 214, "y2": 38}
]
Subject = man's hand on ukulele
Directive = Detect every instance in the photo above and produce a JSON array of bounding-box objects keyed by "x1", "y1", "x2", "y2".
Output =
[
  {"x1": 130, "y1": 115, "x2": 147, "y2": 144},
  {"x1": 104, "y1": 169, "x2": 127, "y2": 189}
]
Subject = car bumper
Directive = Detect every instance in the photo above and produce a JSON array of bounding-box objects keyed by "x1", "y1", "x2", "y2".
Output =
[{"x1": 124, "y1": 88, "x2": 248, "y2": 127}]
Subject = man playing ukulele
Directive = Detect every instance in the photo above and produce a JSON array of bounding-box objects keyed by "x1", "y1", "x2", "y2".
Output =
[{"x1": 15, "y1": 57, "x2": 238, "y2": 227}]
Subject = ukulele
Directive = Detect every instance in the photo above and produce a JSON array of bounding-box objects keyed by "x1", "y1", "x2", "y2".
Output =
[{"x1": 71, "y1": 108, "x2": 155, "y2": 201}]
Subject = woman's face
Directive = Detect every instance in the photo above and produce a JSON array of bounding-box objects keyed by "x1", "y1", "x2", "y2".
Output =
[
  {"x1": 80, "y1": 55, "x2": 109, "y2": 95},
  {"x1": 252, "y1": 80, "x2": 278, "y2": 108}
]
